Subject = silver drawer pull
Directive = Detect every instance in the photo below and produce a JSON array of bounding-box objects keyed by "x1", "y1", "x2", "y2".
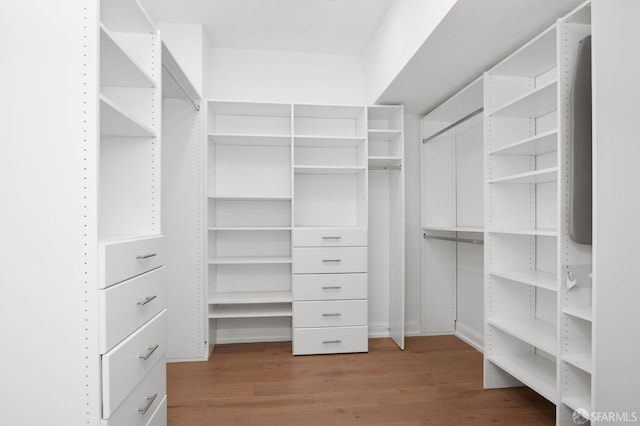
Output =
[
  {"x1": 137, "y1": 295, "x2": 157, "y2": 306},
  {"x1": 322, "y1": 259, "x2": 342, "y2": 263},
  {"x1": 322, "y1": 286, "x2": 342, "y2": 290},
  {"x1": 322, "y1": 313, "x2": 342, "y2": 317},
  {"x1": 137, "y1": 253, "x2": 157, "y2": 260},
  {"x1": 322, "y1": 236, "x2": 342, "y2": 240},
  {"x1": 139, "y1": 344, "x2": 160, "y2": 360},
  {"x1": 322, "y1": 339, "x2": 342, "y2": 344},
  {"x1": 137, "y1": 393, "x2": 158, "y2": 414}
]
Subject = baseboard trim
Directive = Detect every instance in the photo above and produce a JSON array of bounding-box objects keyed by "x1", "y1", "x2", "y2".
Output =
[
  {"x1": 404, "y1": 320, "x2": 422, "y2": 336},
  {"x1": 368, "y1": 322, "x2": 389, "y2": 338},
  {"x1": 455, "y1": 322, "x2": 484, "y2": 352}
]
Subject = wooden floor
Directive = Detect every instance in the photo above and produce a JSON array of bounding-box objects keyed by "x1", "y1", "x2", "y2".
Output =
[{"x1": 167, "y1": 336, "x2": 555, "y2": 425}]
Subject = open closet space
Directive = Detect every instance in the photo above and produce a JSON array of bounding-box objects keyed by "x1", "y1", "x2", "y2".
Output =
[{"x1": 3, "y1": 1, "x2": 640, "y2": 425}]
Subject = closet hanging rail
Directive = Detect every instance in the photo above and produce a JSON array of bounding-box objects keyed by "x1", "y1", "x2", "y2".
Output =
[
  {"x1": 423, "y1": 234, "x2": 484, "y2": 245},
  {"x1": 369, "y1": 165, "x2": 402, "y2": 171},
  {"x1": 163, "y1": 63, "x2": 201, "y2": 111},
  {"x1": 422, "y1": 108, "x2": 483, "y2": 143}
]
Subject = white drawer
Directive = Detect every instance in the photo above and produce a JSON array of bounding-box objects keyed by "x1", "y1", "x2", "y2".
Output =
[
  {"x1": 293, "y1": 300, "x2": 367, "y2": 327},
  {"x1": 293, "y1": 247, "x2": 367, "y2": 274},
  {"x1": 99, "y1": 267, "x2": 166, "y2": 353},
  {"x1": 293, "y1": 273, "x2": 367, "y2": 301},
  {"x1": 102, "y1": 310, "x2": 167, "y2": 418},
  {"x1": 102, "y1": 358, "x2": 166, "y2": 425},
  {"x1": 145, "y1": 395, "x2": 167, "y2": 426},
  {"x1": 99, "y1": 235, "x2": 165, "y2": 288},
  {"x1": 293, "y1": 326, "x2": 368, "y2": 355},
  {"x1": 293, "y1": 228, "x2": 367, "y2": 247}
]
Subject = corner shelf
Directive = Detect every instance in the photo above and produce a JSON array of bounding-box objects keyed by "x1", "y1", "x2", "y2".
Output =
[
  {"x1": 100, "y1": 94, "x2": 156, "y2": 137},
  {"x1": 488, "y1": 354, "x2": 557, "y2": 403},
  {"x1": 100, "y1": 25, "x2": 156, "y2": 88},
  {"x1": 489, "y1": 317, "x2": 557, "y2": 355},
  {"x1": 490, "y1": 269, "x2": 558, "y2": 291},
  {"x1": 489, "y1": 167, "x2": 558, "y2": 184},
  {"x1": 489, "y1": 130, "x2": 558, "y2": 156},
  {"x1": 488, "y1": 80, "x2": 558, "y2": 118}
]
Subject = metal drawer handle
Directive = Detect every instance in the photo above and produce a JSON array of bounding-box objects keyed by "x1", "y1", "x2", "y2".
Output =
[
  {"x1": 322, "y1": 339, "x2": 342, "y2": 344},
  {"x1": 138, "y1": 393, "x2": 158, "y2": 414},
  {"x1": 137, "y1": 253, "x2": 157, "y2": 260},
  {"x1": 139, "y1": 344, "x2": 160, "y2": 360},
  {"x1": 137, "y1": 295, "x2": 157, "y2": 306},
  {"x1": 322, "y1": 236, "x2": 342, "y2": 240},
  {"x1": 322, "y1": 286, "x2": 342, "y2": 290},
  {"x1": 322, "y1": 313, "x2": 342, "y2": 317},
  {"x1": 322, "y1": 259, "x2": 342, "y2": 263}
]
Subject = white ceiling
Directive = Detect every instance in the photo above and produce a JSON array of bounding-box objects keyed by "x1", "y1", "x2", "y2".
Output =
[{"x1": 140, "y1": 0, "x2": 392, "y2": 55}]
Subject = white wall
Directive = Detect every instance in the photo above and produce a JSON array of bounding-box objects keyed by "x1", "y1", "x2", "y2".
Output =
[
  {"x1": 208, "y1": 48, "x2": 366, "y2": 105},
  {"x1": 403, "y1": 113, "x2": 423, "y2": 335},
  {"x1": 364, "y1": 0, "x2": 457, "y2": 105}
]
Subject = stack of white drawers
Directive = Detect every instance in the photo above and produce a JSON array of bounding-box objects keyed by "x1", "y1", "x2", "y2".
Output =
[
  {"x1": 292, "y1": 229, "x2": 368, "y2": 355},
  {"x1": 98, "y1": 235, "x2": 168, "y2": 426}
]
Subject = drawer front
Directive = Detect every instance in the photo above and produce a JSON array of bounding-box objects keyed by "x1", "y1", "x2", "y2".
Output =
[
  {"x1": 99, "y1": 267, "x2": 166, "y2": 353},
  {"x1": 293, "y1": 228, "x2": 367, "y2": 247},
  {"x1": 293, "y1": 273, "x2": 367, "y2": 301},
  {"x1": 293, "y1": 300, "x2": 367, "y2": 328},
  {"x1": 100, "y1": 235, "x2": 165, "y2": 288},
  {"x1": 293, "y1": 247, "x2": 367, "y2": 274},
  {"x1": 145, "y1": 395, "x2": 167, "y2": 426},
  {"x1": 293, "y1": 326, "x2": 368, "y2": 355},
  {"x1": 103, "y1": 359, "x2": 166, "y2": 425},
  {"x1": 102, "y1": 310, "x2": 167, "y2": 418}
]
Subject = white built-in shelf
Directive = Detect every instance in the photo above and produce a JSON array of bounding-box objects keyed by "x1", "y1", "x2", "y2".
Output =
[
  {"x1": 489, "y1": 317, "x2": 557, "y2": 355},
  {"x1": 489, "y1": 80, "x2": 558, "y2": 118},
  {"x1": 208, "y1": 227, "x2": 292, "y2": 231},
  {"x1": 368, "y1": 129, "x2": 402, "y2": 139},
  {"x1": 562, "y1": 396, "x2": 592, "y2": 413},
  {"x1": 208, "y1": 303, "x2": 293, "y2": 319},
  {"x1": 489, "y1": 167, "x2": 558, "y2": 184},
  {"x1": 563, "y1": 305, "x2": 593, "y2": 322},
  {"x1": 489, "y1": 130, "x2": 558, "y2": 156},
  {"x1": 294, "y1": 135, "x2": 365, "y2": 147},
  {"x1": 209, "y1": 291, "x2": 292, "y2": 304},
  {"x1": 208, "y1": 256, "x2": 293, "y2": 265},
  {"x1": 491, "y1": 26, "x2": 557, "y2": 78},
  {"x1": 488, "y1": 354, "x2": 557, "y2": 403},
  {"x1": 423, "y1": 226, "x2": 484, "y2": 233},
  {"x1": 100, "y1": 0, "x2": 156, "y2": 33},
  {"x1": 368, "y1": 157, "x2": 403, "y2": 168},
  {"x1": 100, "y1": 95, "x2": 156, "y2": 137},
  {"x1": 209, "y1": 195, "x2": 292, "y2": 201},
  {"x1": 208, "y1": 133, "x2": 291, "y2": 146},
  {"x1": 490, "y1": 269, "x2": 558, "y2": 291},
  {"x1": 489, "y1": 229, "x2": 558, "y2": 237},
  {"x1": 100, "y1": 25, "x2": 156, "y2": 88},
  {"x1": 294, "y1": 166, "x2": 365, "y2": 175},
  {"x1": 563, "y1": 353, "x2": 593, "y2": 374}
]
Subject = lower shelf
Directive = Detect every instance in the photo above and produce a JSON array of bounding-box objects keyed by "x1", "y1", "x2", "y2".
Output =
[
  {"x1": 208, "y1": 303, "x2": 292, "y2": 319},
  {"x1": 562, "y1": 396, "x2": 592, "y2": 413},
  {"x1": 562, "y1": 353, "x2": 593, "y2": 374},
  {"x1": 489, "y1": 317, "x2": 557, "y2": 355},
  {"x1": 209, "y1": 291, "x2": 292, "y2": 304},
  {"x1": 488, "y1": 353, "x2": 557, "y2": 403}
]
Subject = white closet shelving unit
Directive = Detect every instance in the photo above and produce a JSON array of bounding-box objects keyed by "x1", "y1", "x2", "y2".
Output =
[
  {"x1": 421, "y1": 77, "x2": 485, "y2": 350},
  {"x1": 483, "y1": 3, "x2": 593, "y2": 423},
  {"x1": 368, "y1": 105, "x2": 405, "y2": 350},
  {"x1": 206, "y1": 101, "x2": 294, "y2": 347}
]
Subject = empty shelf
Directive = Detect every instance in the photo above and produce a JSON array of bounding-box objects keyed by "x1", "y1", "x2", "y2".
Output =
[
  {"x1": 294, "y1": 166, "x2": 365, "y2": 175},
  {"x1": 100, "y1": 95, "x2": 156, "y2": 137},
  {"x1": 489, "y1": 130, "x2": 558, "y2": 156},
  {"x1": 368, "y1": 157, "x2": 402, "y2": 168},
  {"x1": 489, "y1": 229, "x2": 558, "y2": 237},
  {"x1": 423, "y1": 226, "x2": 484, "y2": 233},
  {"x1": 489, "y1": 80, "x2": 558, "y2": 118},
  {"x1": 368, "y1": 129, "x2": 402, "y2": 136},
  {"x1": 208, "y1": 133, "x2": 291, "y2": 146},
  {"x1": 488, "y1": 353, "x2": 557, "y2": 403},
  {"x1": 209, "y1": 195, "x2": 292, "y2": 201},
  {"x1": 489, "y1": 317, "x2": 557, "y2": 355},
  {"x1": 562, "y1": 396, "x2": 592, "y2": 413},
  {"x1": 563, "y1": 353, "x2": 593, "y2": 374},
  {"x1": 294, "y1": 135, "x2": 365, "y2": 147},
  {"x1": 209, "y1": 256, "x2": 293, "y2": 265},
  {"x1": 563, "y1": 306, "x2": 593, "y2": 322},
  {"x1": 100, "y1": 25, "x2": 156, "y2": 88},
  {"x1": 489, "y1": 167, "x2": 558, "y2": 184},
  {"x1": 208, "y1": 303, "x2": 292, "y2": 319},
  {"x1": 209, "y1": 291, "x2": 292, "y2": 304},
  {"x1": 490, "y1": 269, "x2": 558, "y2": 291},
  {"x1": 491, "y1": 26, "x2": 557, "y2": 77},
  {"x1": 208, "y1": 227, "x2": 292, "y2": 231}
]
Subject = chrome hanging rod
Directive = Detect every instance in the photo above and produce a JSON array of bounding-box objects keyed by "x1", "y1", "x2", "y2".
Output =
[
  {"x1": 423, "y1": 234, "x2": 484, "y2": 245},
  {"x1": 369, "y1": 165, "x2": 402, "y2": 171},
  {"x1": 422, "y1": 108, "x2": 483, "y2": 143},
  {"x1": 162, "y1": 63, "x2": 201, "y2": 112}
]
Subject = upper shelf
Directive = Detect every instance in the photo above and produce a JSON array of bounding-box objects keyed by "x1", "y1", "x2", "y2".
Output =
[
  {"x1": 208, "y1": 133, "x2": 291, "y2": 146},
  {"x1": 100, "y1": 95, "x2": 156, "y2": 137},
  {"x1": 489, "y1": 80, "x2": 557, "y2": 118},
  {"x1": 294, "y1": 135, "x2": 365, "y2": 147},
  {"x1": 489, "y1": 130, "x2": 558, "y2": 156},
  {"x1": 100, "y1": 25, "x2": 156, "y2": 88},
  {"x1": 101, "y1": 0, "x2": 156, "y2": 33},
  {"x1": 489, "y1": 167, "x2": 558, "y2": 184},
  {"x1": 490, "y1": 25, "x2": 557, "y2": 78}
]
